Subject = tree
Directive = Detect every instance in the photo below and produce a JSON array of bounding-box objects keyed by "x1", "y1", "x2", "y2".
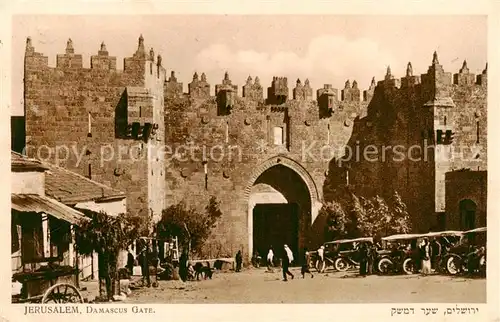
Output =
[
  {"x1": 319, "y1": 190, "x2": 412, "y2": 241},
  {"x1": 319, "y1": 201, "x2": 349, "y2": 241},
  {"x1": 75, "y1": 210, "x2": 141, "y2": 300},
  {"x1": 387, "y1": 191, "x2": 411, "y2": 235},
  {"x1": 156, "y1": 196, "x2": 222, "y2": 256}
]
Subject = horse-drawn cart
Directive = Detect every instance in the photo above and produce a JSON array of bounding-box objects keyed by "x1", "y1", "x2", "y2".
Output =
[{"x1": 12, "y1": 264, "x2": 83, "y2": 304}]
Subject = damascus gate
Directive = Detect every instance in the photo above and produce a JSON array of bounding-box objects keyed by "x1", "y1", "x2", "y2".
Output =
[{"x1": 21, "y1": 36, "x2": 487, "y2": 262}]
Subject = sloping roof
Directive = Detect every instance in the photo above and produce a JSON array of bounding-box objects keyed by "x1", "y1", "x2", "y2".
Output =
[
  {"x1": 44, "y1": 165, "x2": 126, "y2": 204},
  {"x1": 11, "y1": 151, "x2": 48, "y2": 172},
  {"x1": 11, "y1": 193, "x2": 90, "y2": 225},
  {"x1": 11, "y1": 151, "x2": 126, "y2": 204}
]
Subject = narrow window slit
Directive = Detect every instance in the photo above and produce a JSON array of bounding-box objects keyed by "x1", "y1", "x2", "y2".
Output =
[
  {"x1": 327, "y1": 123, "x2": 331, "y2": 145},
  {"x1": 476, "y1": 121, "x2": 480, "y2": 143},
  {"x1": 203, "y1": 162, "x2": 208, "y2": 190},
  {"x1": 87, "y1": 112, "x2": 92, "y2": 137}
]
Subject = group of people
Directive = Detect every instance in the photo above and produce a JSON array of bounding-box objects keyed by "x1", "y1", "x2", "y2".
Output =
[
  {"x1": 355, "y1": 242, "x2": 379, "y2": 276},
  {"x1": 125, "y1": 243, "x2": 162, "y2": 287},
  {"x1": 249, "y1": 245, "x2": 314, "y2": 281},
  {"x1": 122, "y1": 234, "x2": 484, "y2": 288}
]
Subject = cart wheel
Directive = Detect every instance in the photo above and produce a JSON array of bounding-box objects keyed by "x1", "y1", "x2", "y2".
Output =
[{"x1": 42, "y1": 283, "x2": 84, "y2": 303}]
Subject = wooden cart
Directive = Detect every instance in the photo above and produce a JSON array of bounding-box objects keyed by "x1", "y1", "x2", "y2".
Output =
[{"x1": 12, "y1": 265, "x2": 84, "y2": 304}]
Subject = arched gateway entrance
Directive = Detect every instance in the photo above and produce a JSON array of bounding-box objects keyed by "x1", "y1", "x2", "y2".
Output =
[{"x1": 244, "y1": 156, "x2": 321, "y2": 262}]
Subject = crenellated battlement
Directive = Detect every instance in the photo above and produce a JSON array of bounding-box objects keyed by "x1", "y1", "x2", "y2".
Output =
[
  {"x1": 370, "y1": 52, "x2": 487, "y2": 106},
  {"x1": 25, "y1": 38, "x2": 487, "y2": 101},
  {"x1": 162, "y1": 51, "x2": 486, "y2": 129},
  {"x1": 23, "y1": 34, "x2": 168, "y2": 220},
  {"x1": 341, "y1": 79, "x2": 361, "y2": 102},
  {"x1": 24, "y1": 35, "x2": 166, "y2": 77},
  {"x1": 167, "y1": 52, "x2": 486, "y2": 107},
  {"x1": 293, "y1": 78, "x2": 313, "y2": 101},
  {"x1": 25, "y1": 38, "x2": 487, "y2": 129}
]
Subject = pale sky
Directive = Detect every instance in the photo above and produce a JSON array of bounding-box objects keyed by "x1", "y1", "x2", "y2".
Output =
[{"x1": 11, "y1": 15, "x2": 487, "y2": 116}]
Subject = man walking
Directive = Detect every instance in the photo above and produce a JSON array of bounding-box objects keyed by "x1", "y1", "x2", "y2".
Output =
[
  {"x1": 282, "y1": 244, "x2": 294, "y2": 281},
  {"x1": 301, "y1": 247, "x2": 314, "y2": 278},
  {"x1": 267, "y1": 247, "x2": 274, "y2": 272}
]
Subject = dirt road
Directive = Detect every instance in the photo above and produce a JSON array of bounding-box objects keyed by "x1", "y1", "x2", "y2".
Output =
[{"x1": 99, "y1": 268, "x2": 486, "y2": 304}]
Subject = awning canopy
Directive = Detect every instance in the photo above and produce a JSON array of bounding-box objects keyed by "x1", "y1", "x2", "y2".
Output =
[{"x1": 11, "y1": 194, "x2": 90, "y2": 225}]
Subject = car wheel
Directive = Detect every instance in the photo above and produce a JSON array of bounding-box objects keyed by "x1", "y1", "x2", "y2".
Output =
[
  {"x1": 402, "y1": 258, "x2": 415, "y2": 275},
  {"x1": 378, "y1": 258, "x2": 393, "y2": 274},
  {"x1": 446, "y1": 256, "x2": 460, "y2": 275},
  {"x1": 334, "y1": 257, "x2": 350, "y2": 272}
]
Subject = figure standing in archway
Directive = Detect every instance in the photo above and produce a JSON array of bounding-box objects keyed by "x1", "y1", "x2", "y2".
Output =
[
  {"x1": 282, "y1": 244, "x2": 294, "y2": 281},
  {"x1": 267, "y1": 247, "x2": 274, "y2": 272}
]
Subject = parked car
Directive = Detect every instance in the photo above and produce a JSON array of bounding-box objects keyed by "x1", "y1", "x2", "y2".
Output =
[
  {"x1": 377, "y1": 233, "x2": 425, "y2": 275},
  {"x1": 444, "y1": 227, "x2": 486, "y2": 276},
  {"x1": 312, "y1": 237, "x2": 374, "y2": 272},
  {"x1": 329, "y1": 237, "x2": 374, "y2": 272},
  {"x1": 421, "y1": 230, "x2": 464, "y2": 273}
]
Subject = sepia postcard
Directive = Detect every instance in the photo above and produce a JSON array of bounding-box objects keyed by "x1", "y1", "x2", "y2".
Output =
[{"x1": 0, "y1": 1, "x2": 499, "y2": 321}]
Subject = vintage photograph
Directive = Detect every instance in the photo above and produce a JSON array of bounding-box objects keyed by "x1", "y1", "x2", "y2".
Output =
[{"x1": 9, "y1": 14, "x2": 487, "y2": 305}]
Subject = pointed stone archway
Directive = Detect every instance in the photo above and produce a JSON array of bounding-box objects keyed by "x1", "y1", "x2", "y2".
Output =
[{"x1": 243, "y1": 155, "x2": 322, "y2": 261}]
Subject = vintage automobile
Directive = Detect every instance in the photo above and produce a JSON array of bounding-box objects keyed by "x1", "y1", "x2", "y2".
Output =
[
  {"x1": 330, "y1": 237, "x2": 375, "y2": 272},
  {"x1": 444, "y1": 227, "x2": 486, "y2": 276},
  {"x1": 313, "y1": 237, "x2": 374, "y2": 272},
  {"x1": 377, "y1": 233, "x2": 425, "y2": 275},
  {"x1": 421, "y1": 230, "x2": 465, "y2": 273}
]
